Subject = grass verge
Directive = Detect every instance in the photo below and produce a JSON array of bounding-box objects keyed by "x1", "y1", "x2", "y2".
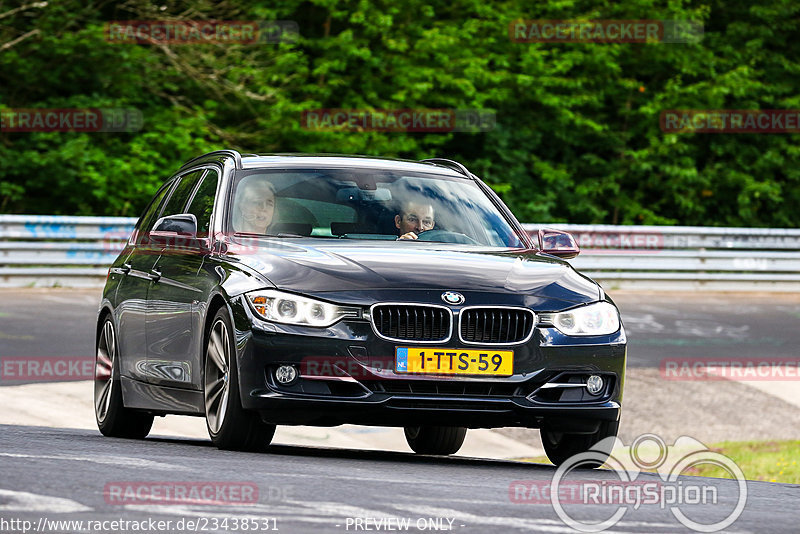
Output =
[
  {"x1": 686, "y1": 440, "x2": 799, "y2": 483},
  {"x1": 517, "y1": 440, "x2": 800, "y2": 484}
]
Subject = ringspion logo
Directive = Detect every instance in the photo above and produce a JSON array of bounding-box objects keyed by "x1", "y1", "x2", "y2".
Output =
[{"x1": 539, "y1": 434, "x2": 747, "y2": 532}]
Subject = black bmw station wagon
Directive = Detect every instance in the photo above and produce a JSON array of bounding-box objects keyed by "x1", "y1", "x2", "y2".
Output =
[{"x1": 95, "y1": 150, "x2": 626, "y2": 466}]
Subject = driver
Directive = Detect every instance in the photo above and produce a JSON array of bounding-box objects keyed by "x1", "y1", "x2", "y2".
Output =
[{"x1": 395, "y1": 200, "x2": 435, "y2": 240}]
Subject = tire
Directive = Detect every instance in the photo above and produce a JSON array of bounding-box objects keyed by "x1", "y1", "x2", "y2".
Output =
[
  {"x1": 404, "y1": 426, "x2": 467, "y2": 455},
  {"x1": 541, "y1": 420, "x2": 619, "y2": 468},
  {"x1": 204, "y1": 307, "x2": 276, "y2": 451},
  {"x1": 94, "y1": 317, "x2": 154, "y2": 439}
]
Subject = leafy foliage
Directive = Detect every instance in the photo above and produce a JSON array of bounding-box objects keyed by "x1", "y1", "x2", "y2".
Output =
[{"x1": 1, "y1": 0, "x2": 799, "y2": 225}]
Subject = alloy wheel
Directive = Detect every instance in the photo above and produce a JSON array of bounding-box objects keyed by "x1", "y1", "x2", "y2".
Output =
[
  {"x1": 94, "y1": 320, "x2": 115, "y2": 423},
  {"x1": 205, "y1": 318, "x2": 231, "y2": 434}
]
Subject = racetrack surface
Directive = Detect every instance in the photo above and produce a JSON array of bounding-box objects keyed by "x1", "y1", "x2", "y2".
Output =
[
  {"x1": 1, "y1": 424, "x2": 798, "y2": 533},
  {"x1": 1, "y1": 289, "x2": 799, "y2": 532}
]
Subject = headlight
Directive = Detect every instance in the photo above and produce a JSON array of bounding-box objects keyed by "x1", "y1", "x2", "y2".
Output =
[
  {"x1": 551, "y1": 302, "x2": 620, "y2": 336},
  {"x1": 246, "y1": 290, "x2": 360, "y2": 327}
]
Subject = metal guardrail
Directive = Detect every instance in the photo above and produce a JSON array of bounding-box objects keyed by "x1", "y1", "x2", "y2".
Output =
[
  {"x1": 0, "y1": 215, "x2": 135, "y2": 287},
  {"x1": 522, "y1": 223, "x2": 800, "y2": 290},
  {"x1": 529, "y1": 223, "x2": 800, "y2": 250},
  {"x1": 2, "y1": 215, "x2": 799, "y2": 290}
]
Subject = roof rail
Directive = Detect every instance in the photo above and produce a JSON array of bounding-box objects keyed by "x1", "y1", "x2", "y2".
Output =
[
  {"x1": 419, "y1": 158, "x2": 473, "y2": 178},
  {"x1": 180, "y1": 150, "x2": 243, "y2": 170}
]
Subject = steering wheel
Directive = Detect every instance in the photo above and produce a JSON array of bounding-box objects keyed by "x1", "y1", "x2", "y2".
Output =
[{"x1": 415, "y1": 229, "x2": 481, "y2": 245}]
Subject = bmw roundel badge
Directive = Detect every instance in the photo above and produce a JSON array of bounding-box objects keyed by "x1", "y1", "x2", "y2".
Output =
[{"x1": 441, "y1": 291, "x2": 465, "y2": 305}]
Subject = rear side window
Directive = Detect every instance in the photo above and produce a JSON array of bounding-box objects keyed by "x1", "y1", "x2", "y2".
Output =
[
  {"x1": 133, "y1": 181, "x2": 174, "y2": 244},
  {"x1": 161, "y1": 169, "x2": 205, "y2": 217},
  {"x1": 186, "y1": 170, "x2": 219, "y2": 237}
]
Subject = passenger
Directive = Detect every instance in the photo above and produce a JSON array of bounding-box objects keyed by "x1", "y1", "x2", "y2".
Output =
[
  {"x1": 232, "y1": 179, "x2": 276, "y2": 234},
  {"x1": 395, "y1": 200, "x2": 435, "y2": 240}
]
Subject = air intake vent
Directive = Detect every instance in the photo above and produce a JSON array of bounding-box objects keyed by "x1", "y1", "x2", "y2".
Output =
[
  {"x1": 459, "y1": 308, "x2": 535, "y2": 344},
  {"x1": 371, "y1": 304, "x2": 451, "y2": 342}
]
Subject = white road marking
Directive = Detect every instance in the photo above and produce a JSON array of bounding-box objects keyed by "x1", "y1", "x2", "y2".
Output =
[
  {"x1": 0, "y1": 452, "x2": 190, "y2": 471},
  {"x1": 0, "y1": 488, "x2": 91, "y2": 513},
  {"x1": 41, "y1": 294, "x2": 98, "y2": 306}
]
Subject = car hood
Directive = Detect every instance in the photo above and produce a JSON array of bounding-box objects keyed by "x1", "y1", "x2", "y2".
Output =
[{"x1": 228, "y1": 238, "x2": 600, "y2": 306}]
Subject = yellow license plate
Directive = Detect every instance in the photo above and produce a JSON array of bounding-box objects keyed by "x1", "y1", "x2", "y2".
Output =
[{"x1": 395, "y1": 347, "x2": 513, "y2": 376}]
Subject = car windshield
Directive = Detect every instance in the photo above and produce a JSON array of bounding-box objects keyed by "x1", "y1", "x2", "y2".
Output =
[{"x1": 228, "y1": 168, "x2": 526, "y2": 248}]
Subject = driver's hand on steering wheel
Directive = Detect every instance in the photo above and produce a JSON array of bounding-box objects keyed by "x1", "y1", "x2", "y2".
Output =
[{"x1": 397, "y1": 232, "x2": 419, "y2": 240}]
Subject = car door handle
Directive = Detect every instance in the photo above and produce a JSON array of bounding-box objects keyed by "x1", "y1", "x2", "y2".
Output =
[
  {"x1": 149, "y1": 268, "x2": 161, "y2": 282},
  {"x1": 121, "y1": 263, "x2": 131, "y2": 275}
]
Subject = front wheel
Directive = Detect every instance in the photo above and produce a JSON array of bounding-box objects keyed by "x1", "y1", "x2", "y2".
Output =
[
  {"x1": 94, "y1": 317, "x2": 153, "y2": 439},
  {"x1": 541, "y1": 420, "x2": 619, "y2": 468},
  {"x1": 404, "y1": 426, "x2": 467, "y2": 455},
  {"x1": 204, "y1": 307, "x2": 275, "y2": 451}
]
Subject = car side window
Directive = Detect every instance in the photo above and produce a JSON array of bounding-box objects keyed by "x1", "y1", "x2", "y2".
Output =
[
  {"x1": 185, "y1": 170, "x2": 219, "y2": 237},
  {"x1": 160, "y1": 169, "x2": 205, "y2": 218},
  {"x1": 133, "y1": 181, "x2": 174, "y2": 244}
]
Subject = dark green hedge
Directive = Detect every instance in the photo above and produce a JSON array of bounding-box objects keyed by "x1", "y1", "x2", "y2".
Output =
[{"x1": 1, "y1": 0, "x2": 799, "y2": 226}]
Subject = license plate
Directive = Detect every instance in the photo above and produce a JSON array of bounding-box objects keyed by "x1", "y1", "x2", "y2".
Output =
[{"x1": 395, "y1": 347, "x2": 513, "y2": 376}]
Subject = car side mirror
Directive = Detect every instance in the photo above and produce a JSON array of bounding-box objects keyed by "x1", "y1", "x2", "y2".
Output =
[
  {"x1": 152, "y1": 214, "x2": 197, "y2": 235},
  {"x1": 538, "y1": 228, "x2": 580, "y2": 259},
  {"x1": 148, "y1": 214, "x2": 206, "y2": 249}
]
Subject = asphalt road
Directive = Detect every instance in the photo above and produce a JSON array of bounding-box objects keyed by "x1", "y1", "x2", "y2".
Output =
[
  {"x1": 2, "y1": 288, "x2": 800, "y2": 370},
  {"x1": 2, "y1": 288, "x2": 800, "y2": 533},
  {"x1": 1, "y1": 424, "x2": 798, "y2": 533},
  {"x1": 613, "y1": 291, "x2": 800, "y2": 367}
]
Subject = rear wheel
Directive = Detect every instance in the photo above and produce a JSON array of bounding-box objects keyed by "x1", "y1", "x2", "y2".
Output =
[
  {"x1": 404, "y1": 426, "x2": 467, "y2": 455},
  {"x1": 541, "y1": 420, "x2": 619, "y2": 468},
  {"x1": 94, "y1": 317, "x2": 153, "y2": 438},
  {"x1": 204, "y1": 307, "x2": 275, "y2": 451}
]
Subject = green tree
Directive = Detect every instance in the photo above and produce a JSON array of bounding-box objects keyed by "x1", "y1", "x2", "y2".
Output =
[{"x1": 1, "y1": 0, "x2": 799, "y2": 227}]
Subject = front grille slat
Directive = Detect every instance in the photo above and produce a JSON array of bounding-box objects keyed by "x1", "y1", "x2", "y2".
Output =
[
  {"x1": 511, "y1": 312, "x2": 518, "y2": 343},
  {"x1": 459, "y1": 308, "x2": 534, "y2": 344},
  {"x1": 371, "y1": 304, "x2": 451, "y2": 342}
]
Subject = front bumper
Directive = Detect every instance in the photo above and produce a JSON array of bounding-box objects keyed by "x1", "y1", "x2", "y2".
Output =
[{"x1": 231, "y1": 297, "x2": 627, "y2": 433}]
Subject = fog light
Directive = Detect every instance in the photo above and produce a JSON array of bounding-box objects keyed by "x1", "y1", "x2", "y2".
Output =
[
  {"x1": 586, "y1": 375, "x2": 604, "y2": 395},
  {"x1": 275, "y1": 365, "x2": 298, "y2": 385}
]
